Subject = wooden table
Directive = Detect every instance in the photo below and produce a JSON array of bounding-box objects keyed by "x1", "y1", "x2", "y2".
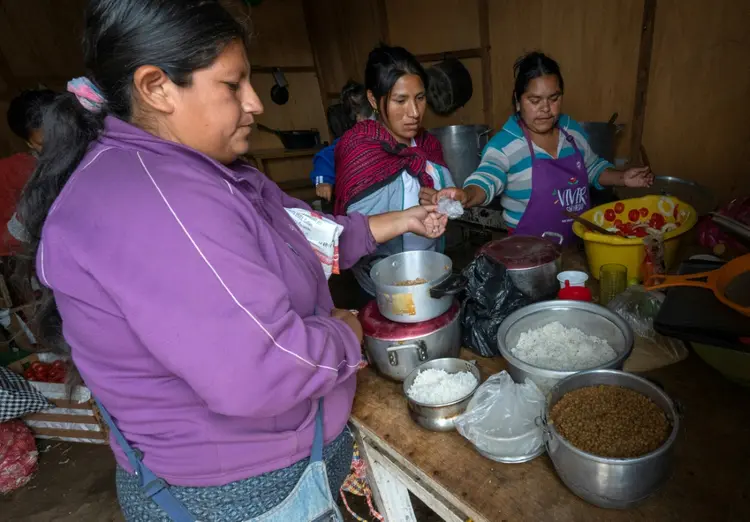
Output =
[{"x1": 351, "y1": 349, "x2": 750, "y2": 521}]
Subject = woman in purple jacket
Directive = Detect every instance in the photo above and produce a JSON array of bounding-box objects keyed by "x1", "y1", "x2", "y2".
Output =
[{"x1": 17, "y1": 1, "x2": 446, "y2": 521}]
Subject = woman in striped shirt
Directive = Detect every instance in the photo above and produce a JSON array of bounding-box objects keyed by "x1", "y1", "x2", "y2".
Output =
[{"x1": 433, "y1": 52, "x2": 653, "y2": 244}]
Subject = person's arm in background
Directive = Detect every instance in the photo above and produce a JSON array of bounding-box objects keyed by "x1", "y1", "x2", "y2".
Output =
[
  {"x1": 431, "y1": 136, "x2": 511, "y2": 208},
  {"x1": 310, "y1": 143, "x2": 336, "y2": 201},
  {"x1": 567, "y1": 119, "x2": 653, "y2": 189},
  {"x1": 278, "y1": 183, "x2": 446, "y2": 270}
]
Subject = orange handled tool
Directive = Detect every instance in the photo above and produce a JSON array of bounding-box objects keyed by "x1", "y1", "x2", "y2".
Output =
[{"x1": 644, "y1": 254, "x2": 750, "y2": 317}]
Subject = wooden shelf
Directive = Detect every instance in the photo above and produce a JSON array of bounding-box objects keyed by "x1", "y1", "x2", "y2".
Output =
[{"x1": 246, "y1": 147, "x2": 323, "y2": 161}]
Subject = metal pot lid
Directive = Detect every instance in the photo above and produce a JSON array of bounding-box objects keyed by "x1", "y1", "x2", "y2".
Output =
[
  {"x1": 360, "y1": 300, "x2": 460, "y2": 341},
  {"x1": 479, "y1": 235, "x2": 561, "y2": 269},
  {"x1": 615, "y1": 176, "x2": 717, "y2": 216}
]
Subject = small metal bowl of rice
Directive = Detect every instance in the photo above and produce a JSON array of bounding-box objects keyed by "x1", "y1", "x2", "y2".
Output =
[
  {"x1": 403, "y1": 358, "x2": 481, "y2": 432},
  {"x1": 497, "y1": 301, "x2": 634, "y2": 394}
]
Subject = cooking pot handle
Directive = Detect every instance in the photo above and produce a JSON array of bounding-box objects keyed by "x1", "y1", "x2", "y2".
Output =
[
  {"x1": 429, "y1": 273, "x2": 467, "y2": 299},
  {"x1": 386, "y1": 342, "x2": 428, "y2": 366},
  {"x1": 541, "y1": 231, "x2": 564, "y2": 245}
]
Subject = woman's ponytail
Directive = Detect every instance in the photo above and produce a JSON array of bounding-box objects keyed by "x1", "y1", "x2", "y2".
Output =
[{"x1": 16, "y1": 91, "x2": 104, "y2": 359}]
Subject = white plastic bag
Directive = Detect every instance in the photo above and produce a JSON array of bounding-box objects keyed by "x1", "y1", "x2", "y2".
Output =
[
  {"x1": 437, "y1": 197, "x2": 464, "y2": 219},
  {"x1": 454, "y1": 371, "x2": 545, "y2": 459},
  {"x1": 285, "y1": 208, "x2": 344, "y2": 280},
  {"x1": 607, "y1": 286, "x2": 688, "y2": 372}
]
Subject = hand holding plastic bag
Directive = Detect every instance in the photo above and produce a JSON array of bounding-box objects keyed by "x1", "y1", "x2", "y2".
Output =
[
  {"x1": 455, "y1": 371, "x2": 545, "y2": 459},
  {"x1": 437, "y1": 197, "x2": 464, "y2": 219}
]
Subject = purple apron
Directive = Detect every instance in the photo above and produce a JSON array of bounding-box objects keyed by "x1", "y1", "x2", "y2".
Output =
[{"x1": 513, "y1": 124, "x2": 590, "y2": 245}]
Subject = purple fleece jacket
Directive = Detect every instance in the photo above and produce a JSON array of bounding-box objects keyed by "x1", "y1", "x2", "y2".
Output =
[{"x1": 38, "y1": 117, "x2": 376, "y2": 486}]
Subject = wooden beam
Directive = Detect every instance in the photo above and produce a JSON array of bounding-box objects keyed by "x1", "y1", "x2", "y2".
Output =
[
  {"x1": 250, "y1": 65, "x2": 316, "y2": 74},
  {"x1": 415, "y1": 48, "x2": 483, "y2": 63},
  {"x1": 477, "y1": 0, "x2": 494, "y2": 127},
  {"x1": 377, "y1": 0, "x2": 390, "y2": 45},
  {"x1": 629, "y1": 0, "x2": 657, "y2": 164},
  {"x1": 301, "y1": 0, "x2": 331, "y2": 135},
  {"x1": 0, "y1": 47, "x2": 20, "y2": 95}
]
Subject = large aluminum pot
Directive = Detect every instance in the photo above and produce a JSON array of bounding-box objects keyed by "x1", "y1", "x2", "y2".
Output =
[
  {"x1": 479, "y1": 234, "x2": 563, "y2": 301},
  {"x1": 361, "y1": 300, "x2": 462, "y2": 381},
  {"x1": 370, "y1": 251, "x2": 466, "y2": 323},
  {"x1": 403, "y1": 358, "x2": 481, "y2": 431},
  {"x1": 428, "y1": 125, "x2": 490, "y2": 188},
  {"x1": 543, "y1": 369, "x2": 681, "y2": 509},
  {"x1": 497, "y1": 300, "x2": 634, "y2": 394}
]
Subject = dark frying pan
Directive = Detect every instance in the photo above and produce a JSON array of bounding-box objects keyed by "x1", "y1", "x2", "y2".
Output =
[{"x1": 256, "y1": 123, "x2": 321, "y2": 150}]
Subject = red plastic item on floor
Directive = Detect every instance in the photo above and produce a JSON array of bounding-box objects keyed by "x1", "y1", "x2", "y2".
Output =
[
  {"x1": 0, "y1": 420, "x2": 38, "y2": 494},
  {"x1": 557, "y1": 281, "x2": 593, "y2": 302}
]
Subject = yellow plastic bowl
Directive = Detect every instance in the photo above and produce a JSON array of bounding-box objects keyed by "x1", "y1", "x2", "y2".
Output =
[{"x1": 573, "y1": 195, "x2": 697, "y2": 281}]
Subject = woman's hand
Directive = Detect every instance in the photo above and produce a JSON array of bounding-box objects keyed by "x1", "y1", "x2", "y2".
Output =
[
  {"x1": 315, "y1": 183, "x2": 333, "y2": 201},
  {"x1": 332, "y1": 308, "x2": 363, "y2": 344},
  {"x1": 432, "y1": 187, "x2": 468, "y2": 206},
  {"x1": 419, "y1": 187, "x2": 437, "y2": 206},
  {"x1": 403, "y1": 205, "x2": 448, "y2": 239},
  {"x1": 622, "y1": 166, "x2": 654, "y2": 188}
]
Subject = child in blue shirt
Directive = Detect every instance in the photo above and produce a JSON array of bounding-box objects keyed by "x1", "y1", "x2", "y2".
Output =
[{"x1": 310, "y1": 81, "x2": 372, "y2": 201}]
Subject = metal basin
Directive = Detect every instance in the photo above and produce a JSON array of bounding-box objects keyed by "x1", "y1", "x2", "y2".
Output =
[
  {"x1": 543, "y1": 370, "x2": 680, "y2": 509},
  {"x1": 428, "y1": 125, "x2": 490, "y2": 188},
  {"x1": 496, "y1": 301, "x2": 634, "y2": 393},
  {"x1": 403, "y1": 358, "x2": 480, "y2": 431}
]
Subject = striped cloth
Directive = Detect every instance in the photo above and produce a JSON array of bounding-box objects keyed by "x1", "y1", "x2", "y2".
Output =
[
  {"x1": 464, "y1": 114, "x2": 613, "y2": 228},
  {"x1": 333, "y1": 120, "x2": 446, "y2": 215}
]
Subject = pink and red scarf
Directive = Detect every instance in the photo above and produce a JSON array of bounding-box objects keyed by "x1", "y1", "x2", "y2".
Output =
[{"x1": 333, "y1": 120, "x2": 445, "y2": 215}]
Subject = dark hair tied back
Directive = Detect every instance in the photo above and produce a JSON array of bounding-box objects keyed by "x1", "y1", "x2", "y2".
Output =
[
  {"x1": 17, "y1": 0, "x2": 245, "y2": 365},
  {"x1": 512, "y1": 51, "x2": 564, "y2": 108},
  {"x1": 364, "y1": 44, "x2": 427, "y2": 119}
]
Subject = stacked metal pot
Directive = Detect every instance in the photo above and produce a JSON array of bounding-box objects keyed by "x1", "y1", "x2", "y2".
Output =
[{"x1": 361, "y1": 251, "x2": 465, "y2": 381}]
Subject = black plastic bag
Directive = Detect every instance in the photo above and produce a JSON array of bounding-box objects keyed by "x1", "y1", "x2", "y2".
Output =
[{"x1": 461, "y1": 254, "x2": 532, "y2": 357}]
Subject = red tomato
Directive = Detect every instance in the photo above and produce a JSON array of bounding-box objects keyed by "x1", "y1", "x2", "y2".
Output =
[
  {"x1": 628, "y1": 209, "x2": 641, "y2": 222},
  {"x1": 614, "y1": 202, "x2": 625, "y2": 214},
  {"x1": 604, "y1": 209, "x2": 616, "y2": 222},
  {"x1": 614, "y1": 219, "x2": 623, "y2": 228},
  {"x1": 622, "y1": 223, "x2": 635, "y2": 236},
  {"x1": 650, "y1": 213, "x2": 666, "y2": 230},
  {"x1": 673, "y1": 204, "x2": 680, "y2": 219},
  {"x1": 635, "y1": 228, "x2": 648, "y2": 238},
  {"x1": 29, "y1": 362, "x2": 44, "y2": 372},
  {"x1": 639, "y1": 207, "x2": 649, "y2": 217},
  {"x1": 23, "y1": 368, "x2": 35, "y2": 381}
]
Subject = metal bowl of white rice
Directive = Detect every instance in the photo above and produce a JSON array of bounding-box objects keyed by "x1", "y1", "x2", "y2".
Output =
[
  {"x1": 403, "y1": 358, "x2": 481, "y2": 431},
  {"x1": 497, "y1": 301, "x2": 634, "y2": 394}
]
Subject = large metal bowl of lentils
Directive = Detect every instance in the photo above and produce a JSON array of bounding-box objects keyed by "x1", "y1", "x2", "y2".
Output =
[{"x1": 541, "y1": 369, "x2": 680, "y2": 509}]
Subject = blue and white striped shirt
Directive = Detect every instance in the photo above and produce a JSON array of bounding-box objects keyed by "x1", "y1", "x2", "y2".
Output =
[{"x1": 464, "y1": 114, "x2": 613, "y2": 228}]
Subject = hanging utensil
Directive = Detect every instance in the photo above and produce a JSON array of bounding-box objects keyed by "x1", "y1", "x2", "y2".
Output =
[
  {"x1": 607, "y1": 112, "x2": 619, "y2": 125},
  {"x1": 270, "y1": 68, "x2": 289, "y2": 105},
  {"x1": 256, "y1": 123, "x2": 320, "y2": 150},
  {"x1": 645, "y1": 253, "x2": 750, "y2": 317},
  {"x1": 562, "y1": 210, "x2": 617, "y2": 236}
]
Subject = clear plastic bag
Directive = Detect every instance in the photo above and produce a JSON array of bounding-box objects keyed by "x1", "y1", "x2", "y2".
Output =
[
  {"x1": 454, "y1": 371, "x2": 545, "y2": 460},
  {"x1": 607, "y1": 286, "x2": 688, "y2": 372},
  {"x1": 437, "y1": 197, "x2": 464, "y2": 219}
]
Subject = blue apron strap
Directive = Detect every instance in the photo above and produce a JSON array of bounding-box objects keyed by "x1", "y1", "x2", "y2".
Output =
[
  {"x1": 310, "y1": 397, "x2": 325, "y2": 463},
  {"x1": 95, "y1": 399, "x2": 197, "y2": 522}
]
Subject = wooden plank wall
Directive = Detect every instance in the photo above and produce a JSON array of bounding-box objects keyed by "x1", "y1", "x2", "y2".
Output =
[
  {"x1": 488, "y1": 0, "x2": 644, "y2": 159},
  {"x1": 642, "y1": 0, "x2": 750, "y2": 202},
  {"x1": 0, "y1": 0, "x2": 87, "y2": 156},
  {"x1": 0, "y1": 0, "x2": 747, "y2": 204}
]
